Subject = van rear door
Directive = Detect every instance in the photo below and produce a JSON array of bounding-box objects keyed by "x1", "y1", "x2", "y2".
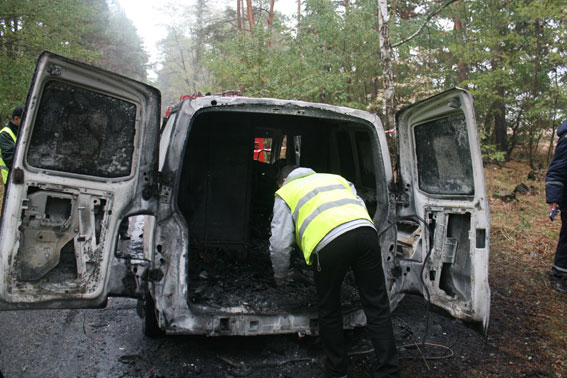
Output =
[
  {"x1": 0, "y1": 52, "x2": 160, "y2": 310},
  {"x1": 396, "y1": 88, "x2": 490, "y2": 332}
]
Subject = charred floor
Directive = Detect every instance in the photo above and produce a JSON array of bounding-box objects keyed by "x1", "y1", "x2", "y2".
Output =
[
  {"x1": 118, "y1": 215, "x2": 363, "y2": 317},
  {"x1": 186, "y1": 233, "x2": 363, "y2": 316}
]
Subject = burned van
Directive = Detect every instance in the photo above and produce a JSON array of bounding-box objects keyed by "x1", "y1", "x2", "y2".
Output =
[{"x1": 0, "y1": 52, "x2": 490, "y2": 338}]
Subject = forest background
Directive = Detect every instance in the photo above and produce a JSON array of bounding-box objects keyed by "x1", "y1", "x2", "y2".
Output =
[{"x1": 1, "y1": 0, "x2": 566, "y2": 166}]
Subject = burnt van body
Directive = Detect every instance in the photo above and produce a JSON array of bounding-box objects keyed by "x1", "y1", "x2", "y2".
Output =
[{"x1": 0, "y1": 52, "x2": 490, "y2": 337}]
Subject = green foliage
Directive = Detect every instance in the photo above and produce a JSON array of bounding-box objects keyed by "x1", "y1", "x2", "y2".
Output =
[
  {"x1": 479, "y1": 132, "x2": 506, "y2": 163},
  {"x1": 207, "y1": 0, "x2": 567, "y2": 162},
  {"x1": 0, "y1": 0, "x2": 148, "y2": 120},
  {"x1": 0, "y1": 0, "x2": 93, "y2": 117},
  {"x1": 4, "y1": 0, "x2": 565, "y2": 165},
  {"x1": 206, "y1": 0, "x2": 386, "y2": 109},
  {"x1": 450, "y1": 0, "x2": 567, "y2": 157}
]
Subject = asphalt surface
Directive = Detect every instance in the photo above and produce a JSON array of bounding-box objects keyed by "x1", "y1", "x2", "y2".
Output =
[
  {"x1": 0, "y1": 293, "x2": 489, "y2": 378},
  {"x1": 0, "y1": 297, "x2": 334, "y2": 378}
]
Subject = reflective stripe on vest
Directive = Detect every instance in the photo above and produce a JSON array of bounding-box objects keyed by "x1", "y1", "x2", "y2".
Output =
[
  {"x1": 0, "y1": 126, "x2": 17, "y2": 184},
  {"x1": 276, "y1": 173, "x2": 372, "y2": 264}
]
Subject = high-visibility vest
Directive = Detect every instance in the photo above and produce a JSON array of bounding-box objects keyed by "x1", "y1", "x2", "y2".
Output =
[
  {"x1": 276, "y1": 172, "x2": 372, "y2": 264},
  {"x1": 0, "y1": 126, "x2": 17, "y2": 184}
]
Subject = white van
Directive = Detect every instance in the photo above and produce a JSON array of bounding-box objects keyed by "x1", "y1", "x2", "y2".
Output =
[{"x1": 0, "y1": 52, "x2": 490, "y2": 338}]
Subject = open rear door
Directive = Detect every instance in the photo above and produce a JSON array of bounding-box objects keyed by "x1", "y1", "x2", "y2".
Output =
[
  {"x1": 0, "y1": 52, "x2": 160, "y2": 309},
  {"x1": 396, "y1": 88, "x2": 490, "y2": 332}
]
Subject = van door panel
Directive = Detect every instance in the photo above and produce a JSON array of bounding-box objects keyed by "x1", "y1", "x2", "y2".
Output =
[
  {"x1": 0, "y1": 52, "x2": 160, "y2": 309},
  {"x1": 396, "y1": 88, "x2": 490, "y2": 332}
]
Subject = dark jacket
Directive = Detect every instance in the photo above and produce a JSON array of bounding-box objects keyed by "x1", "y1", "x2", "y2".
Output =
[
  {"x1": 546, "y1": 121, "x2": 567, "y2": 208},
  {"x1": 0, "y1": 120, "x2": 18, "y2": 170}
]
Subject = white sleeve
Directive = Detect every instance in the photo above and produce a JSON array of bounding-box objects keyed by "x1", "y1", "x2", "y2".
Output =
[{"x1": 269, "y1": 196, "x2": 295, "y2": 278}]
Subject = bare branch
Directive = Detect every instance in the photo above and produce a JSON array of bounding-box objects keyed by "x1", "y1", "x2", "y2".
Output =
[{"x1": 392, "y1": 0, "x2": 458, "y2": 48}]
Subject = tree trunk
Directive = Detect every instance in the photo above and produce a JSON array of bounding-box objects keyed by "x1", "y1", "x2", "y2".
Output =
[
  {"x1": 246, "y1": 0, "x2": 255, "y2": 36},
  {"x1": 192, "y1": 0, "x2": 207, "y2": 93},
  {"x1": 507, "y1": 108, "x2": 523, "y2": 158},
  {"x1": 237, "y1": 0, "x2": 242, "y2": 32},
  {"x1": 453, "y1": 16, "x2": 468, "y2": 83},
  {"x1": 267, "y1": 0, "x2": 275, "y2": 47},
  {"x1": 172, "y1": 29, "x2": 192, "y2": 94},
  {"x1": 377, "y1": 0, "x2": 395, "y2": 131},
  {"x1": 493, "y1": 94, "x2": 507, "y2": 153},
  {"x1": 490, "y1": 0, "x2": 508, "y2": 154},
  {"x1": 489, "y1": 34, "x2": 507, "y2": 153},
  {"x1": 527, "y1": 19, "x2": 542, "y2": 165}
]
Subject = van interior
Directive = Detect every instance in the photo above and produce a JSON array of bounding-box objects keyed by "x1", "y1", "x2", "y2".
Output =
[{"x1": 175, "y1": 108, "x2": 388, "y2": 314}]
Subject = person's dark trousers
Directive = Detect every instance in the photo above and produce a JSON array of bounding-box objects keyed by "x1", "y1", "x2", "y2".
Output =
[
  {"x1": 553, "y1": 207, "x2": 567, "y2": 273},
  {"x1": 314, "y1": 227, "x2": 400, "y2": 378}
]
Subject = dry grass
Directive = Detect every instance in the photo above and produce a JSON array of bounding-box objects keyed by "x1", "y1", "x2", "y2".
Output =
[
  {"x1": 486, "y1": 160, "x2": 567, "y2": 375},
  {"x1": 486, "y1": 160, "x2": 558, "y2": 266}
]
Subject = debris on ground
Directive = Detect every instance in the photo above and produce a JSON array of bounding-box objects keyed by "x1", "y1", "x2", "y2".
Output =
[{"x1": 493, "y1": 190, "x2": 517, "y2": 202}]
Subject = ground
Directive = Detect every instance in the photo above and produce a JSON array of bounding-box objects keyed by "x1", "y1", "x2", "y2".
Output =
[
  {"x1": 0, "y1": 161, "x2": 566, "y2": 377},
  {"x1": 478, "y1": 161, "x2": 567, "y2": 377}
]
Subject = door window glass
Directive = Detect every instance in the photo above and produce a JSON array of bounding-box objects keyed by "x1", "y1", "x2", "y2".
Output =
[
  {"x1": 27, "y1": 81, "x2": 137, "y2": 178},
  {"x1": 414, "y1": 114, "x2": 474, "y2": 195}
]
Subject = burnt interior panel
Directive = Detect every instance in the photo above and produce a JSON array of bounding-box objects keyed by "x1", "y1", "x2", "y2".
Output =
[
  {"x1": 439, "y1": 213, "x2": 472, "y2": 300},
  {"x1": 296, "y1": 127, "x2": 330, "y2": 172},
  {"x1": 179, "y1": 113, "x2": 253, "y2": 247},
  {"x1": 16, "y1": 190, "x2": 77, "y2": 281},
  {"x1": 93, "y1": 199, "x2": 106, "y2": 244},
  {"x1": 42, "y1": 239, "x2": 78, "y2": 282},
  {"x1": 336, "y1": 130, "x2": 356, "y2": 183},
  {"x1": 356, "y1": 131, "x2": 377, "y2": 188},
  {"x1": 45, "y1": 196, "x2": 72, "y2": 223},
  {"x1": 178, "y1": 111, "x2": 342, "y2": 249}
]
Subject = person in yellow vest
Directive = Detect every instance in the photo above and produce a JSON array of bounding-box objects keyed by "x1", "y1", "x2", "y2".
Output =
[
  {"x1": 0, "y1": 105, "x2": 23, "y2": 185},
  {"x1": 269, "y1": 166, "x2": 400, "y2": 378}
]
